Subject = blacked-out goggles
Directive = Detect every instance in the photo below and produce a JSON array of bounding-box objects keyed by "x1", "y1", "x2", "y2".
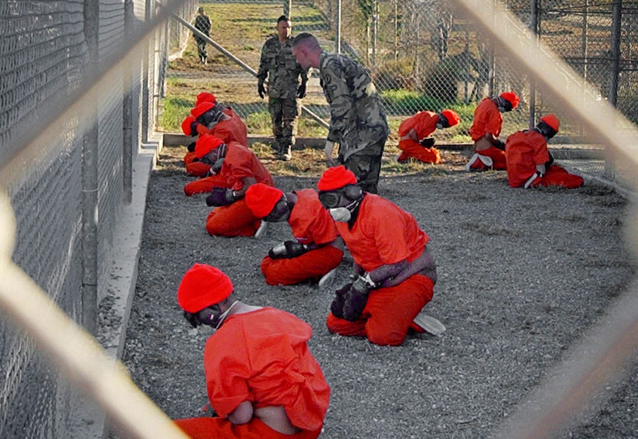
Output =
[{"x1": 263, "y1": 196, "x2": 289, "y2": 222}]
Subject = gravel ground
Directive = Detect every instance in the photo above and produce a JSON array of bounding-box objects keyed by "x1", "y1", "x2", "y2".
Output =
[{"x1": 118, "y1": 146, "x2": 637, "y2": 439}]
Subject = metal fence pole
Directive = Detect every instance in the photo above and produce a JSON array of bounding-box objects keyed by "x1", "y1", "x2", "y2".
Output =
[
  {"x1": 606, "y1": 0, "x2": 622, "y2": 179},
  {"x1": 529, "y1": 0, "x2": 539, "y2": 129},
  {"x1": 335, "y1": 0, "x2": 341, "y2": 53},
  {"x1": 284, "y1": 0, "x2": 292, "y2": 18},
  {"x1": 488, "y1": 0, "x2": 496, "y2": 96},
  {"x1": 81, "y1": 0, "x2": 100, "y2": 334},
  {"x1": 123, "y1": 0, "x2": 134, "y2": 204},
  {"x1": 142, "y1": 0, "x2": 152, "y2": 143}
]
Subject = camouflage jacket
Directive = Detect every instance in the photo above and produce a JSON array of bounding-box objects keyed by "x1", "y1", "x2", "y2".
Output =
[
  {"x1": 318, "y1": 52, "x2": 389, "y2": 159},
  {"x1": 257, "y1": 35, "x2": 308, "y2": 99},
  {"x1": 194, "y1": 15, "x2": 210, "y2": 39}
]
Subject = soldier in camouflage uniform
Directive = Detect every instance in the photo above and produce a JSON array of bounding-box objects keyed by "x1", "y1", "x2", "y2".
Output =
[
  {"x1": 257, "y1": 16, "x2": 308, "y2": 161},
  {"x1": 193, "y1": 7, "x2": 211, "y2": 64},
  {"x1": 292, "y1": 33, "x2": 389, "y2": 193}
]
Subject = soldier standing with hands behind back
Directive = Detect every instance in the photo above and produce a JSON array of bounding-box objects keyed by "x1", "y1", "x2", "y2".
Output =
[
  {"x1": 257, "y1": 15, "x2": 308, "y2": 161},
  {"x1": 193, "y1": 7, "x2": 211, "y2": 65}
]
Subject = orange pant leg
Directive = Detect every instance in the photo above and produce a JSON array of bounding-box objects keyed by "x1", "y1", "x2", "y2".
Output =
[
  {"x1": 175, "y1": 417, "x2": 321, "y2": 439},
  {"x1": 538, "y1": 165, "x2": 584, "y2": 189},
  {"x1": 184, "y1": 175, "x2": 226, "y2": 197},
  {"x1": 326, "y1": 274, "x2": 434, "y2": 346},
  {"x1": 397, "y1": 139, "x2": 441, "y2": 164},
  {"x1": 261, "y1": 246, "x2": 344, "y2": 286},
  {"x1": 184, "y1": 151, "x2": 197, "y2": 165},
  {"x1": 206, "y1": 199, "x2": 261, "y2": 237},
  {"x1": 470, "y1": 146, "x2": 507, "y2": 170},
  {"x1": 186, "y1": 161, "x2": 212, "y2": 177}
]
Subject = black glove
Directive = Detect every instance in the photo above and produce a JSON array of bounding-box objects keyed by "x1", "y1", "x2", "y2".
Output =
[
  {"x1": 493, "y1": 139, "x2": 506, "y2": 151},
  {"x1": 187, "y1": 141, "x2": 197, "y2": 153},
  {"x1": 330, "y1": 283, "x2": 352, "y2": 319},
  {"x1": 258, "y1": 80, "x2": 266, "y2": 99},
  {"x1": 183, "y1": 311, "x2": 200, "y2": 328},
  {"x1": 206, "y1": 187, "x2": 236, "y2": 207},
  {"x1": 342, "y1": 284, "x2": 370, "y2": 321},
  {"x1": 268, "y1": 240, "x2": 309, "y2": 259},
  {"x1": 297, "y1": 81, "x2": 307, "y2": 99},
  {"x1": 420, "y1": 138, "x2": 435, "y2": 148}
]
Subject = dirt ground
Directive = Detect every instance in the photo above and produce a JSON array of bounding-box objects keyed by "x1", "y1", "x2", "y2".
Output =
[{"x1": 118, "y1": 146, "x2": 638, "y2": 439}]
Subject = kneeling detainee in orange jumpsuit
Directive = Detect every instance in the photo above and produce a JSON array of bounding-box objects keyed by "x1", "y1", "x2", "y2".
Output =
[
  {"x1": 505, "y1": 114, "x2": 584, "y2": 189},
  {"x1": 174, "y1": 263, "x2": 330, "y2": 439},
  {"x1": 466, "y1": 91, "x2": 519, "y2": 171},
  {"x1": 189, "y1": 135, "x2": 275, "y2": 237},
  {"x1": 184, "y1": 97, "x2": 249, "y2": 177},
  {"x1": 317, "y1": 166, "x2": 440, "y2": 346},
  {"x1": 396, "y1": 109, "x2": 460, "y2": 164},
  {"x1": 245, "y1": 183, "x2": 344, "y2": 287}
]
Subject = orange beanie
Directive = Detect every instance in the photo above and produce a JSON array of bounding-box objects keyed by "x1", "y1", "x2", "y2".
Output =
[
  {"x1": 196, "y1": 92, "x2": 216, "y2": 106},
  {"x1": 440, "y1": 109, "x2": 460, "y2": 127},
  {"x1": 195, "y1": 135, "x2": 224, "y2": 158},
  {"x1": 245, "y1": 183, "x2": 285, "y2": 218},
  {"x1": 177, "y1": 264, "x2": 233, "y2": 313},
  {"x1": 191, "y1": 101, "x2": 215, "y2": 119},
  {"x1": 540, "y1": 114, "x2": 560, "y2": 132},
  {"x1": 318, "y1": 166, "x2": 358, "y2": 191},
  {"x1": 500, "y1": 91, "x2": 520, "y2": 109},
  {"x1": 181, "y1": 115, "x2": 196, "y2": 136}
]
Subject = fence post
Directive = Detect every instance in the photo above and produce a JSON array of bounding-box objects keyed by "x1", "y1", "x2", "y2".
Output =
[
  {"x1": 488, "y1": 0, "x2": 495, "y2": 96},
  {"x1": 335, "y1": 0, "x2": 341, "y2": 53},
  {"x1": 81, "y1": 0, "x2": 100, "y2": 334},
  {"x1": 123, "y1": 0, "x2": 134, "y2": 204},
  {"x1": 529, "y1": 0, "x2": 539, "y2": 129},
  {"x1": 142, "y1": 0, "x2": 152, "y2": 142},
  {"x1": 284, "y1": 0, "x2": 292, "y2": 18},
  {"x1": 606, "y1": 0, "x2": 622, "y2": 179}
]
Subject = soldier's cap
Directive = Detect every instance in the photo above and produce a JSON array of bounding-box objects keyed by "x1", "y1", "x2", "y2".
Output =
[
  {"x1": 177, "y1": 264, "x2": 233, "y2": 313},
  {"x1": 196, "y1": 92, "x2": 216, "y2": 106},
  {"x1": 245, "y1": 183, "x2": 285, "y2": 218},
  {"x1": 195, "y1": 135, "x2": 224, "y2": 159},
  {"x1": 318, "y1": 166, "x2": 358, "y2": 191},
  {"x1": 540, "y1": 114, "x2": 560, "y2": 132},
  {"x1": 181, "y1": 115, "x2": 196, "y2": 136},
  {"x1": 500, "y1": 91, "x2": 520, "y2": 109},
  {"x1": 191, "y1": 101, "x2": 215, "y2": 119},
  {"x1": 440, "y1": 109, "x2": 460, "y2": 127}
]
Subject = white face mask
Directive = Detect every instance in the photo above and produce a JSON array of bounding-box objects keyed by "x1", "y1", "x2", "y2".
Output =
[{"x1": 329, "y1": 207, "x2": 351, "y2": 222}]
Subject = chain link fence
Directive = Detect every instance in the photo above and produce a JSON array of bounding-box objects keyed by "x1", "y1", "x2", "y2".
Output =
[
  {"x1": 0, "y1": 1, "x2": 196, "y2": 438},
  {"x1": 170, "y1": 0, "x2": 637, "y2": 184}
]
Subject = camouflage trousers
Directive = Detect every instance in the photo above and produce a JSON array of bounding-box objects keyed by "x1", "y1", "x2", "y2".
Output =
[
  {"x1": 196, "y1": 38, "x2": 207, "y2": 61},
  {"x1": 269, "y1": 97, "x2": 300, "y2": 158},
  {"x1": 339, "y1": 137, "x2": 387, "y2": 194}
]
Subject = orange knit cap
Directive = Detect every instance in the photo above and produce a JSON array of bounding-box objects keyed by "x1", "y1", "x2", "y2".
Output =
[
  {"x1": 195, "y1": 135, "x2": 224, "y2": 159},
  {"x1": 181, "y1": 115, "x2": 196, "y2": 136},
  {"x1": 177, "y1": 264, "x2": 233, "y2": 313},
  {"x1": 317, "y1": 166, "x2": 357, "y2": 191},
  {"x1": 440, "y1": 109, "x2": 460, "y2": 127},
  {"x1": 245, "y1": 183, "x2": 285, "y2": 218},
  {"x1": 500, "y1": 91, "x2": 520, "y2": 109},
  {"x1": 191, "y1": 101, "x2": 215, "y2": 119},
  {"x1": 196, "y1": 92, "x2": 216, "y2": 106},
  {"x1": 540, "y1": 114, "x2": 560, "y2": 132}
]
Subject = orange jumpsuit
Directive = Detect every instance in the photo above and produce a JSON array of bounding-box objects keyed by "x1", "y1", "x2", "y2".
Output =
[
  {"x1": 468, "y1": 98, "x2": 507, "y2": 170},
  {"x1": 185, "y1": 108, "x2": 249, "y2": 177},
  {"x1": 190, "y1": 142, "x2": 274, "y2": 236},
  {"x1": 175, "y1": 308, "x2": 330, "y2": 439},
  {"x1": 261, "y1": 189, "x2": 344, "y2": 286},
  {"x1": 505, "y1": 130, "x2": 584, "y2": 189},
  {"x1": 327, "y1": 194, "x2": 435, "y2": 346},
  {"x1": 396, "y1": 111, "x2": 441, "y2": 164}
]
